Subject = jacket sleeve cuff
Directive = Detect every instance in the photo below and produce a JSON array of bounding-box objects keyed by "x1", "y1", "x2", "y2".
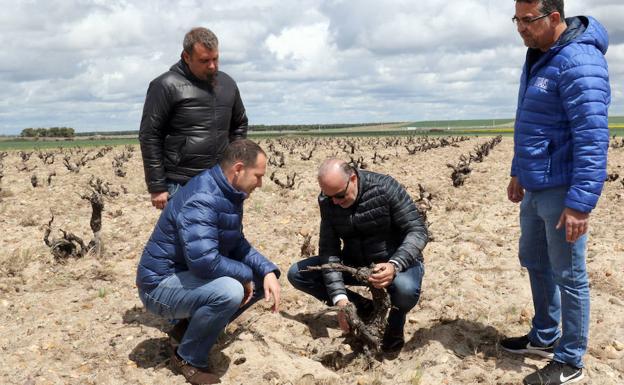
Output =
[
  {"x1": 389, "y1": 259, "x2": 402, "y2": 273},
  {"x1": 332, "y1": 294, "x2": 348, "y2": 305},
  {"x1": 264, "y1": 265, "x2": 281, "y2": 279}
]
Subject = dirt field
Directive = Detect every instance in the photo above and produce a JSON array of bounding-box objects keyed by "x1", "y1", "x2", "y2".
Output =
[{"x1": 0, "y1": 136, "x2": 622, "y2": 385}]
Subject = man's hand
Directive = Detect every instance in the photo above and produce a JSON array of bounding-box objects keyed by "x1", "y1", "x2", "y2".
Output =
[
  {"x1": 241, "y1": 281, "x2": 254, "y2": 308},
  {"x1": 263, "y1": 272, "x2": 281, "y2": 312},
  {"x1": 336, "y1": 299, "x2": 351, "y2": 333},
  {"x1": 556, "y1": 207, "x2": 590, "y2": 243},
  {"x1": 368, "y1": 262, "x2": 396, "y2": 289},
  {"x1": 151, "y1": 191, "x2": 169, "y2": 209},
  {"x1": 507, "y1": 176, "x2": 524, "y2": 203}
]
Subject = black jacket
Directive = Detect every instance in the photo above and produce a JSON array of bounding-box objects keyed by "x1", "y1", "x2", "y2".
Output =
[
  {"x1": 318, "y1": 169, "x2": 428, "y2": 299},
  {"x1": 139, "y1": 60, "x2": 248, "y2": 193}
]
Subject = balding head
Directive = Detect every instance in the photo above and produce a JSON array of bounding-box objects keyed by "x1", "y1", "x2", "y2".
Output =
[
  {"x1": 317, "y1": 158, "x2": 358, "y2": 208},
  {"x1": 318, "y1": 158, "x2": 353, "y2": 183}
]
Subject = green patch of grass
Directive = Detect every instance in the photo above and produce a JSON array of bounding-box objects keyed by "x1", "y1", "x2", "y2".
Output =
[
  {"x1": 0, "y1": 138, "x2": 139, "y2": 150},
  {"x1": 410, "y1": 367, "x2": 424, "y2": 385},
  {"x1": 405, "y1": 119, "x2": 515, "y2": 128}
]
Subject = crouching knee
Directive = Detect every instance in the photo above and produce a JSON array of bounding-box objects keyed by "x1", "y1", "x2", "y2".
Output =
[
  {"x1": 213, "y1": 277, "x2": 245, "y2": 309},
  {"x1": 391, "y1": 274, "x2": 423, "y2": 311},
  {"x1": 286, "y1": 263, "x2": 300, "y2": 288}
]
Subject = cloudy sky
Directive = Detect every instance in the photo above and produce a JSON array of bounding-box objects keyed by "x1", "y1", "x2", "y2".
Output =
[{"x1": 0, "y1": 0, "x2": 622, "y2": 135}]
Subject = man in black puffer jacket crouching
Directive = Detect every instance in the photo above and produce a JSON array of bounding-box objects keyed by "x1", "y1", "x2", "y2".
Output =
[{"x1": 288, "y1": 158, "x2": 428, "y2": 353}]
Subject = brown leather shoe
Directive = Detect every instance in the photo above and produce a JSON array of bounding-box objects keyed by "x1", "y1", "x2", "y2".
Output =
[{"x1": 171, "y1": 351, "x2": 220, "y2": 384}]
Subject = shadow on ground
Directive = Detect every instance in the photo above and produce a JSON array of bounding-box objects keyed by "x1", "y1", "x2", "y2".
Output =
[
  {"x1": 122, "y1": 305, "x2": 169, "y2": 332},
  {"x1": 280, "y1": 310, "x2": 334, "y2": 339},
  {"x1": 124, "y1": 305, "x2": 233, "y2": 377},
  {"x1": 405, "y1": 317, "x2": 537, "y2": 373}
]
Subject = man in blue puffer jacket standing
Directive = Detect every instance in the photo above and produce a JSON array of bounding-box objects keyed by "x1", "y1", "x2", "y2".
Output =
[
  {"x1": 136, "y1": 139, "x2": 280, "y2": 385},
  {"x1": 501, "y1": 1, "x2": 610, "y2": 384}
]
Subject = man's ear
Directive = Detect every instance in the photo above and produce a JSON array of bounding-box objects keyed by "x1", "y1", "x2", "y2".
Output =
[
  {"x1": 232, "y1": 161, "x2": 245, "y2": 175},
  {"x1": 550, "y1": 11, "x2": 562, "y2": 24},
  {"x1": 182, "y1": 50, "x2": 190, "y2": 64}
]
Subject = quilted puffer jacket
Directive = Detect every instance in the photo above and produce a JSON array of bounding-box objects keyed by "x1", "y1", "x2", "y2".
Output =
[
  {"x1": 511, "y1": 16, "x2": 611, "y2": 213},
  {"x1": 318, "y1": 169, "x2": 428, "y2": 300},
  {"x1": 136, "y1": 165, "x2": 279, "y2": 293},
  {"x1": 139, "y1": 59, "x2": 248, "y2": 193}
]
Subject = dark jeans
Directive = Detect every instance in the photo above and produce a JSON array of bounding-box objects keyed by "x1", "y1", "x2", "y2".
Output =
[{"x1": 287, "y1": 256, "x2": 424, "y2": 331}]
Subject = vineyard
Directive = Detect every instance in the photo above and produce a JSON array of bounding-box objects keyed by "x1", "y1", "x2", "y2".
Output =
[{"x1": 0, "y1": 136, "x2": 623, "y2": 385}]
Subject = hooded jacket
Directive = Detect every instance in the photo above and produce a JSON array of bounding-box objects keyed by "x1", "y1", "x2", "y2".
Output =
[
  {"x1": 139, "y1": 60, "x2": 248, "y2": 193},
  {"x1": 511, "y1": 16, "x2": 611, "y2": 213},
  {"x1": 318, "y1": 169, "x2": 428, "y2": 300},
  {"x1": 136, "y1": 166, "x2": 279, "y2": 293}
]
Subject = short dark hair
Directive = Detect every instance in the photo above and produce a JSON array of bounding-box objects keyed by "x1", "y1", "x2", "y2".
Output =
[
  {"x1": 515, "y1": 0, "x2": 565, "y2": 20},
  {"x1": 220, "y1": 139, "x2": 266, "y2": 168},
  {"x1": 183, "y1": 27, "x2": 218, "y2": 55}
]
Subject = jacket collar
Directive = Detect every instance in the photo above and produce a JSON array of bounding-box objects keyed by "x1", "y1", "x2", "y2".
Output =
[
  {"x1": 557, "y1": 16, "x2": 586, "y2": 47},
  {"x1": 525, "y1": 16, "x2": 608, "y2": 76},
  {"x1": 353, "y1": 168, "x2": 364, "y2": 207},
  {"x1": 209, "y1": 165, "x2": 247, "y2": 204},
  {"x1": 170, "y1": 59, "x2": 219, "y2": 86}
]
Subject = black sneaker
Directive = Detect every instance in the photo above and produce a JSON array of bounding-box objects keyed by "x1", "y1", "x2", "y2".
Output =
[
  {"x1": 381, "y1": 326, "x2": 405, "y2": 353},
  {"x1": 500, "y1": 335, "x2": 555, "y2": 359},
  {"x1": 523, "y1": 360, "x2": 584, "y2": 385}
]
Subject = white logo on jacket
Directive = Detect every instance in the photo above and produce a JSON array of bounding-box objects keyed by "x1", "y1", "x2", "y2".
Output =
[{"x1": 534, "y1": 77, "x2": 550, "y2": 90}]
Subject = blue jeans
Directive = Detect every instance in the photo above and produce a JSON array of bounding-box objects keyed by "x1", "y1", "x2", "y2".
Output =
[
  {"x1": 519, "y1": 186, "x2": 589, "y2": 368},
  {"x1": 167, "y1": 180, "x2": 183, "y2": 199},
  {"x1": 138, "y1": 271, "x2": 264, "y2": 368},
  {"x1": 287, "y1": 256, "x2": 424, "y2": 331}
]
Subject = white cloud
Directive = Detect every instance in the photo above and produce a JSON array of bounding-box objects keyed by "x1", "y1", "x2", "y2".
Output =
[{"x1": 0, "y1": 0, "x2": 621, "y2": 134}]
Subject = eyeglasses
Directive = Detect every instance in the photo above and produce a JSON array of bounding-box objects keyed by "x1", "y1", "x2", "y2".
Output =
[
  {"x1": 321, "y1": 179, "x2": 350, "y2": 200},
  {"x1": 511, "y1": 12, "x2": 552, "y2": 26}
]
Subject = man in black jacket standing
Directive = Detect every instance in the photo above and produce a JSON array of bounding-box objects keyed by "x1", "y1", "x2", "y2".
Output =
[
  {"x1": 139, "y1": 27, "x2": 248, "y2": 209},
  {"x1": 288, "y1": 159, "x2": 428, "y2": 352}
]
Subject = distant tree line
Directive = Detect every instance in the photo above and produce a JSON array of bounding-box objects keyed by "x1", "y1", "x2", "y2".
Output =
[
  {"x1": 21, "y1": 127, "x2": 75, "y2": 138},
  {"x1": 249, "y1": 123, "x2": 394, "y2": 132},
  {"x1": 74, "y1": 130, "x2": 138, "y2": 137}
]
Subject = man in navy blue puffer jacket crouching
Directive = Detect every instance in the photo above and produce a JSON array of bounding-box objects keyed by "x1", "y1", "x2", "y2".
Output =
[{"x1": 136, "y1": 139, "x2": 280, "y2": 385}]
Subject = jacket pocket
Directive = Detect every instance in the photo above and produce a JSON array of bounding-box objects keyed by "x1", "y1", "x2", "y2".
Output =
[
  {"x1": 543, "y1": 139, "x2": 553, "y2": 183},
  {"x1": 164, "y1": 135, "x2": 186, "y2": 166},
  {"x1": 543, "y1": 157, "x2": 552, "y2": 183}
]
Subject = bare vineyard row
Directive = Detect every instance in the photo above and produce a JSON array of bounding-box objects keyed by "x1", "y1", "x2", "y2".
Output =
[{"x1": 0, "y1": 134, "x2": 623, "y2": 263}]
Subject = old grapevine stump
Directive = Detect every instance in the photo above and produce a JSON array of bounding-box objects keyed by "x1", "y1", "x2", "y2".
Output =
[
  {"x1": 44, "y1": 215, "x2": 89, "y2": 261},
  {"x1": 303, "y1": 263, "x2": 390, "y2": 355},
  {"x1": 43, "y1": 177, "x2": 116, "y2": 261},
  {"x1": 81, "y1": 176, "x2": 116, "y2": 257}
]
